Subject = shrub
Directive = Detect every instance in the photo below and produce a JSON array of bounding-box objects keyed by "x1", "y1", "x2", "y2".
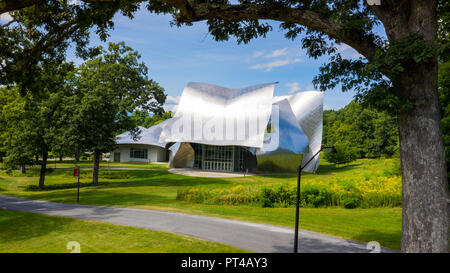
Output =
[
  {"x1": 324, "y1": 142, "x2": 358, "y2": 165},
  {"x1": 343, "y1": 197, "x2": 360, "y2": 209},
  {"x1": 176, "y1": 172, "x2": 402, "y2": 209},
  {"x1": 260, "y1": 188, "x2": 275, "y2": 208},
  {"x1": 176, "y1": 186, "x2": 259, "y2": 206}
]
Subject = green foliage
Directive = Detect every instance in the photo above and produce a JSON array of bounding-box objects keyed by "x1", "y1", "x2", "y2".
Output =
[
  {"x1": 0, "y1": 1, "x2": 141, "y2": 91},
  {"x1": 177, "y1": 185, "x2": 259, "y2": 206},
  {"x1": 131, "y1": 110, "x2": 173, "y2": 128},
  {"x1": 323, "y1": 101, "x2": 399, "y2": 159},
  {"x1": 324, "y1": 142, "x2": 358, "y2": 165},
  {"x1": 439, "y1": 61, "x2": 450, "y2": 178},
  {"x1": 343, "y1": 197, "x2": 361, "y2": 209},
  {"x1": 176, "y1": 170, "x2": 402, "y2": 209},
  {"x1": 0, "y1": 62, "x2": 75, "y2": 179},
  {"x1": 63, "y1": 42, "x2": 166, "y2": 154}
]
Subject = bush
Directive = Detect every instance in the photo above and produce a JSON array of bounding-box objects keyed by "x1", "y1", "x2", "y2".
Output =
[
  {"x1": 260, "y1": 188, "x2": 276, "y2": 208},
  {"x1": 176, "y1": 173, "x2": 402, "y2": 209},
  {"x1": 324, "y1": 142, "x2": 358, "y2": 165},
  {"x1": 343, "y1": 197, "x2": 360, "y2": 209},
  {"x1": 177, "y1": 186, "x2": 259, "y2": 206}
]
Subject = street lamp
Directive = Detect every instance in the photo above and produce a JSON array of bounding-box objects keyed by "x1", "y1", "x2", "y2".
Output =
[{"x1": 294, "y1": 145, "x2": 336, "y2": 253}]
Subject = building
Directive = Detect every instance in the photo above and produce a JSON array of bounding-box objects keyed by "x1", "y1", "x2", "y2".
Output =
[
  {"x1": 110, "y1": 123, "x2": 168, "y2": 163},
  {"x1": 112, "y1": 82, "x2": 323, "y2": 172}
]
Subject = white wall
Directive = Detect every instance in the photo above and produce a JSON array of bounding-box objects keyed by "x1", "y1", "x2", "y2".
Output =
[{"x1": 110, "y1": 144, "x2": 167, "y2": 163}]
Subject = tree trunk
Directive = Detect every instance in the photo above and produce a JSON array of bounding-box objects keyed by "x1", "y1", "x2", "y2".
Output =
[
  {"x1": 397, "y1": 61, "x2": 449, "y2": 252},
  {"x1": 39, "y1": 148, "x2": 48, "y2": 189},
  {"x1": 20, "y1": 164, "x2": 26, "y2": 174},
  {"x1": 75, "y1": 149, "x2": 80, "y2": 162},
  {"x1": 59, "y1": 154, "x2": 63, "y2": 162},
  {"x1": 92, "y1": 150, "x2": 101, "y2": 185}
]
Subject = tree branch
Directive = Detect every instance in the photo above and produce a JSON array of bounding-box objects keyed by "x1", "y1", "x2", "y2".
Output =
[
  {"x1": 171, "y1": 2, "x2": 379, "y2": 59},
  {"x1": 1, "y1": 0, "x2": 381, "y2": 59},
  {"x1": 0, "y1": 0, "x2": 43, "y2": 14}
]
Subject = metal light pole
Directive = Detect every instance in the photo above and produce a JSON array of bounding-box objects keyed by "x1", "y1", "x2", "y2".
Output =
[
  {"x1": 294, "y1": 146, "x2": 336, "y2": 253},
  {"x1": 77, "y1": 166, "x2": 80, "y2": 203}
]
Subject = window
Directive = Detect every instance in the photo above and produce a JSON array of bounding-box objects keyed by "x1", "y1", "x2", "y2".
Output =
[{"x1": 130, "y1": 148, "x2": 147, "y2": 159}]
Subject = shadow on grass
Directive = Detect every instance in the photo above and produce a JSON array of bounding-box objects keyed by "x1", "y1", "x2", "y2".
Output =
[
  {"x1": 352, "y1": 229, "x2": 400, "y2": 251},
  {"x1": 21, "y1": 189, "x2": 176, "y2": 207},
  {"x1": 22, "y1": 170, "x2": 232, "y2": 192},
  {"x1": 0, "y1": 210, "x2": 78, "y2": 244},
  {"x1": 24, "y1": 182, "x2": 113, "y2": 191},
  {"x1": 316, "y1": 163, "x2": 362, "y2": 175}
]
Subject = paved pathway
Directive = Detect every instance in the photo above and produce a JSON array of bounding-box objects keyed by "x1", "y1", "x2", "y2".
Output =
[{"x1": 0, "y1": 195, "x2": 391, "y2": 253}]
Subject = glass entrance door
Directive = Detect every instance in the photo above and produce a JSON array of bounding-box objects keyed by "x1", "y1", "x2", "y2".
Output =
[{"x1": 203, "y1": 145, "x2": 234, "y2": 172}]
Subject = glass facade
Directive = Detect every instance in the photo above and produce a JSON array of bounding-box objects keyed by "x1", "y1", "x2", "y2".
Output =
[{"x1": 191, "y1": 143, "x2": 251, "y2": 172}]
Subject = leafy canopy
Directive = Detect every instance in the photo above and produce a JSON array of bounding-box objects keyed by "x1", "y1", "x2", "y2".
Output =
[{"x1": 64, "y1": 42, "x2": 166, "y2": 153}]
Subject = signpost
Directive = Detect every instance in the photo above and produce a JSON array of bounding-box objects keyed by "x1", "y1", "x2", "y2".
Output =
[{"x1": 74, "y1": 167, "x2": 80, "y2": 203}]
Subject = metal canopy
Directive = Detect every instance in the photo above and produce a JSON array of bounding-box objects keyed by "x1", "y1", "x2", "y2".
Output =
[
  {"x1": 159, "y1": 82, "x2": 276, "y2": 148},
  {"x1": 115, "y1": 82, "x2": 323, "y2": 173}
]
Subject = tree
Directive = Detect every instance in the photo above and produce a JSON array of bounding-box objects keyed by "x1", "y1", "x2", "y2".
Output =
[
  {"x1": 0, "y1": 1, "x2": 140, "y2": 93},
  {"x1": 324, "y1": 141, "x2": 357, "y2": 165},
  {"x1": 439, "y1": 61, "x2": 450, "y2": 180},
  {"x1": 67, "y1": 42, "x2": 165, "y2": 184},
  {"x1": 324, "y1": 101, "x2": 399, "y2": 158},
  {"x1": 131, "y1": 110, "x2": 173, "y2": 128},
  {"x1": 0, "y1": 62, "x2": 75, "y2": 187},
  {"x1": 0, "y1": 87, "x2": 36, "y2": 174},
  {"x1": 2, "y1": 0, "x2": 449, "y2": 252}
]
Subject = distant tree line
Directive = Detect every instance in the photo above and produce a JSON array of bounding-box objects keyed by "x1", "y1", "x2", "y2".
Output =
[
  {"x1": 322, "y1": 101, "x2": 399, "y2": 164},
  {"x1": 324, "y1": 61, "x2": 449, "y2": 172}
]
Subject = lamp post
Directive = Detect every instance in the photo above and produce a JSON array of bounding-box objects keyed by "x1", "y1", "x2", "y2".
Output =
[{"x1": 294, "y1": 145, "x2": 336, "y2": 253}]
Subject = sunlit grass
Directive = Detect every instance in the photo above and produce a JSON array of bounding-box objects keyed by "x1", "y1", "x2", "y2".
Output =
[
  {"x1": 0, "y1": 209, "x2": 244, "y2": 253},
  {"x1": 0, "y1": 157, "x2": 402, "y2": 250}
]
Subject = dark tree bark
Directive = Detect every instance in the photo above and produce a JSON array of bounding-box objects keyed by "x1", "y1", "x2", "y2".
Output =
[
  {"x1": 92, "y1": 150, "x2": 101, "y2": 185},
  {"x1": 0, "y1": 0, "x2": 43, "y2": 14},
  {"x1": 75, "y1": 149, "x2": 80, "y2": 162},
  {"x1": 397, "y1": 61, "x2": 450, "y2": 252},
  {"x1": 39, "y1": 148, "x2": 48, "y2": 189},
  {"x1": 378, "y1": 1, "x2": 450, "y2": 253},
  {"x1": 20, "y1": 164, "x2": 26, "y2": 174},
  {"x1": 59, "y1": 154, "x2": 63, "y2": 162}
]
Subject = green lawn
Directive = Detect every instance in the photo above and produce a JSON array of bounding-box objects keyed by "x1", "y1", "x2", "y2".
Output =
[
  {"x1": 0, "y1": 158, "x2": 402, "y2": 250},
  {"x1": 0, "y1": 209, "x2": 244, "y2": 253},
  {"x1": 1, "y1": 160, "x2": 169, "y2": 170}
]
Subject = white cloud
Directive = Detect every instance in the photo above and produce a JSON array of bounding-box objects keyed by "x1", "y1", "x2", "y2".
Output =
[
  {"x1": 163, "y1": 95, "x2": 180, "y2": 112},
  {"x1": 305, "y1": 84, "x2": 316, "y2": 90},
  {"x1": 249, "y1": 58, "x2": 302, "y2": 72},
  {"x1": 0, "y1": 13, "x2": 12, "y2": 22},
  {"x1": 165, "y1": 95, "x2": 180, "y2": 104},
  {"x1": 265, "y1": 48, "x2": 288, "y2": 58},
  {"x1": 324, "y1": 105, "x2": 331, "y2": 110},
  {"x1": 252, "y1": 51, "x2": 264, "y2": 58},
  {"x1": 285, "y1": 82, "x2": 301, "y2": 93},
  {"x1": 336, "y1": 44, "x2": 362, "y2": 59}
]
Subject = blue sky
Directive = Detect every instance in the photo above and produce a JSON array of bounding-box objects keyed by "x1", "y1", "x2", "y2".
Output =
[
  {"x1": 3, "y1": 6, "x2": 361, "y2": 111},
  {"x1": 78, "y1": 7, "x2": 364, "y2": 112}
]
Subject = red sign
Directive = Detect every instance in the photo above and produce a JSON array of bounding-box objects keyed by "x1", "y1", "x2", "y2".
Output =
[{"x1": 73, "y1": 168, "x2": 79, "y2": 177}]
